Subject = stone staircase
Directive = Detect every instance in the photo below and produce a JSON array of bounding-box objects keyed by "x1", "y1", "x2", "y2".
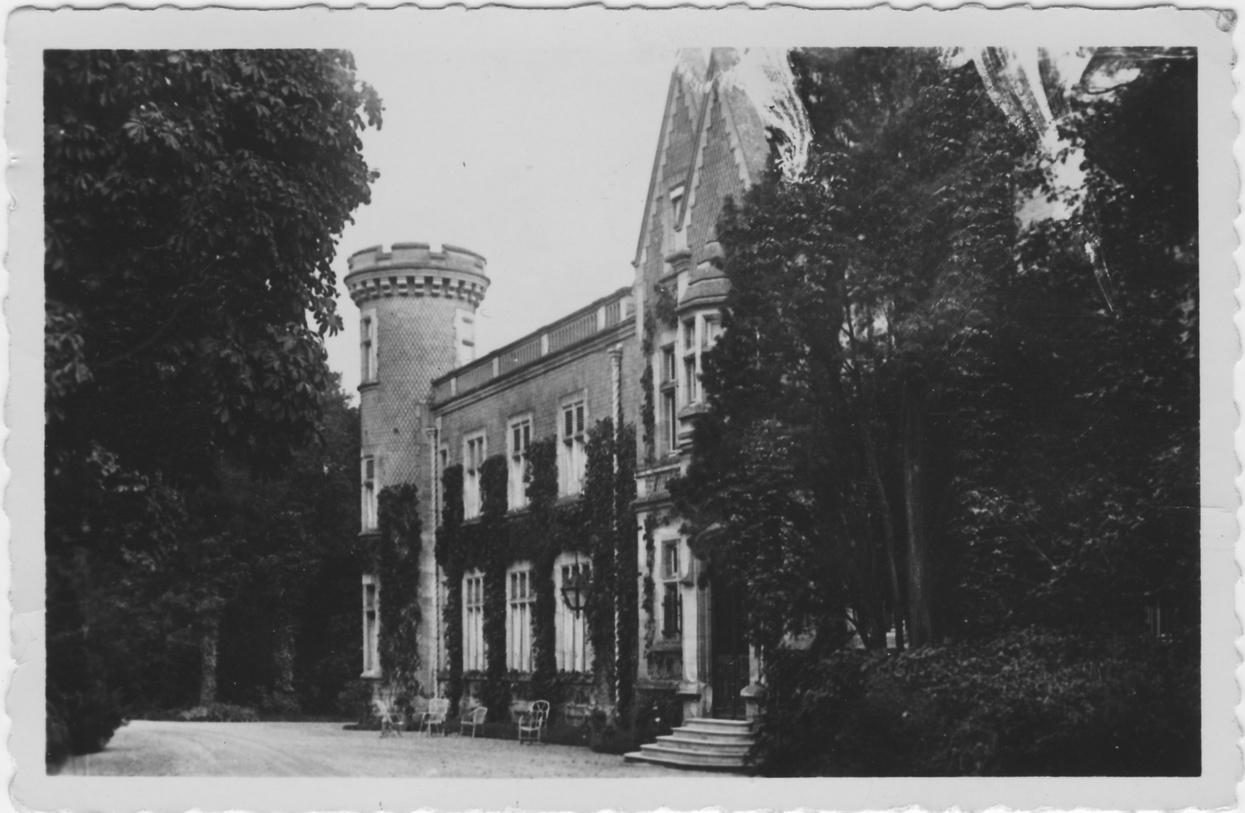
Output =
[{"x1": 624, "y1": 717, "x2": 756, "y2": 773}]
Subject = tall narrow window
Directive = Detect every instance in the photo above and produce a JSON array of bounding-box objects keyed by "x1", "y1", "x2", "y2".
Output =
[
  {"x1": 507, "y1": 563, "x2": 534, "y2": 672},
  {"x1": 555, "y1": 554, "x2": 592, "y2": 672},
  {"x1": 662, "y1": 390, "x2": 678, "y2": 453},
  {"x1": 362, "y1": 456, "x2": 377, "y2": 531},
  {"x1": 463, "y1": 432, "x2": 486, "y2": 519},
  {"x1": 508, "y1": 416, "x2": 532, "y2": 510},
  {"x1": 659, "y1": 344, "x2": 679, "y2": 454},
  {"x1": 362, "y1": 576, "x2": 379, "y2": 675},
  {"x1": 682, "y1": 318, "x2": 699, "y2": 405},
  {"x1": 361, "y1": 313, "x2": 378, "y2": 383},
  {"x1": 463, "y1": 570, "x2": 486, "y2": 672},
  {"x1": 660, "y1": 540, "x2": 683, "y2": 639},
  {"x1": 559, "y1": 398, "x2": 587, "y2": 496}
]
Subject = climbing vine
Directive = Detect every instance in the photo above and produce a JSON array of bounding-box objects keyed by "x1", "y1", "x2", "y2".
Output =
[
  {"x1": 640, "y1": 309, "x2": 657, "y2": 466},
  {"x1": 434, "y1": 420, "x2": 640, "y2": 719},
  {"x1": 376, "y1": 482, "x2": 423, "y2": 698},
  {"x1": 525, "y1": 439, "x2": 564, "y2": 707},
  {"x1": 641, "y1": 513, "x2": 659, "y2": 653},
  {"x1": 436, "y1": 464, "x2": 464, "y2": 712},
  {"x1": 613, "y1": 422, "x2": 639, "y2": 717},
  {"x1": 653, "y1": 281, "x2": 678, "y2": 327}
]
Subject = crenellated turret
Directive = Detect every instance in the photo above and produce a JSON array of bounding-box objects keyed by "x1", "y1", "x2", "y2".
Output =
[{"x1": 346, "y1": 242, "x2": 489, "y2": 307}]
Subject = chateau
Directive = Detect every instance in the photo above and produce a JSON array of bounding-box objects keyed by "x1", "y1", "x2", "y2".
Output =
[{"x1": 345, "y1": 49, "x2": 772, "y2": 737}]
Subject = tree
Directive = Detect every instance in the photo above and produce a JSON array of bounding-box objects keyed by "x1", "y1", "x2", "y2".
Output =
[
  {"x1": 674, "y1": 47, "x2": 1197, "y2": 655},
  {"x1": 676, "y1": 48, "x2": 1027, "y2": 649},
  {"x1": 45, "y1": 50, "x2": 381, "y2": 478},
  {"x1": 44, "y1": 50, "x2": 381, "y2": 760}
]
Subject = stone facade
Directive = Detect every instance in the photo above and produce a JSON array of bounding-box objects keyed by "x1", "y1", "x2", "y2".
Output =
[{"x1": 349, "y1": 49, "x2": 770, "y2": 721}]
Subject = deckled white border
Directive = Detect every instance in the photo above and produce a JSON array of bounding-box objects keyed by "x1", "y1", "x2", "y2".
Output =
[{"x1": 4, "y1": 5, "x2": 1238, "y2": 812}]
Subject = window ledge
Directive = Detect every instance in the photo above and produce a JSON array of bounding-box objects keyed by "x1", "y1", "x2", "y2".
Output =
[
  {"x1": 678, "y1": 402, "x2": 710, "y2": 420},
  {"x1": 650, "y1": 638, "x2": 682, "y2": 652}
]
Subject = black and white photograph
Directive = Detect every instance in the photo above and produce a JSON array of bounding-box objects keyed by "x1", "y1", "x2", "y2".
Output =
[{"x1": 8, "y1": 5, "x2": 1238, "y2": 812}]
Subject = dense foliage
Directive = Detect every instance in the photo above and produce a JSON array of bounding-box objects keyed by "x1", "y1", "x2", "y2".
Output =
[
  {"x1": 44, "y1": 50, "x2": 381, "y2": 764},
  {"x1": 376, "y1": 483, "x2": 424, "y2": 697},
  {"x1": 671, "y1": 48, "x2": 1198, "y2": 774},
  {"x1": 757, "y1": 630, "x2": 1198, "y2": 776}
]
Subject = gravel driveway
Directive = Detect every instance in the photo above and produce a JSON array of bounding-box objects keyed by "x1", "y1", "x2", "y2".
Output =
[{"x1": 60, "y1": 720, "x2": 687, "y2": 777}]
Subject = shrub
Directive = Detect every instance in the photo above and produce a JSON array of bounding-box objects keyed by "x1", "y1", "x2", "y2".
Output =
[
  {"x1": 476, "y1": 678, "x2": 513, "y2": 724},
  {"x1": 755, "y1": 628, "x2": 1199, "y2": 776},
  {"x1": 337, "y1": 679, "x2": 374, "y2": 726},
  {"x1": 631, "y1": 689, "x2": 682, "y2": 747},
  {"x1": 258, "y1": 690, "x2": 302, "y2": 720},
  {"x1": 177, "y1": 702, "x2": 260, "y2": 723}
]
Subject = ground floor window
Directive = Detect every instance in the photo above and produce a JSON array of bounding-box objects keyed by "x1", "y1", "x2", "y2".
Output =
[
  {"x1": 554, "y1": 552, "x2": 592, "y2": 672},
  {"x1": 507, "y1": 562, "x2": 534, "y2": 672},
  {"x1": 463, "y1": 569, "x2": 486, "y2": 672}
]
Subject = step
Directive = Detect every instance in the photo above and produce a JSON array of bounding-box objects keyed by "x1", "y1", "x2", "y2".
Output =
[
  {"x1": 624, "y1": 749, "x2": 749, "y2": 773},
  {"x1": 679, "y1": 724, "x2": 754, "y2": 740},
  {"x1": 656, "y1": 734, "x2": 752, "y2": 756},
  {"x1": 636, "y1": 743, "x2": 749, "y2": 768},
  {"x1": 662, "y1": 727, "x2": 754, "y2": 744},
  {"x1": 684, "y1": 716, "x2": 754, "y2": 730}
]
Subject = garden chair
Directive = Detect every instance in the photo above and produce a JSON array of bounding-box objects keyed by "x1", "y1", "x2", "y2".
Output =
[
  {"x1": 373, "y1": 698, "x2": 403, "y2": 739},
  {"x1": 459, "y1": 705, "x2": 488, "y2": 738},
  {"x1": 517, "y1": 699, "x2": 550, "y2": 745},
  {"x1": 420, "y1": 697, "x2": 450, "y2": 736}
]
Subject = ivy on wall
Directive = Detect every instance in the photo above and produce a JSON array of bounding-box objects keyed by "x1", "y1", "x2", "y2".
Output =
[
  {"x1": 613, "y1": 423, "x2": 639, "y2": 716},
  {"x1": 435, "y1": 464, "x2": 464, "y2": 712},
  {"x1": 525, "y1": 439, "x2": 563, "y2": 705},
  {"x1": 640, "y1": 310, "x2": 657, "y2": 466},
  {"x1": 477, "y1": 454, "x2": 512, "y2": 716},
  {"x1": 375, "y1": 482, "x2": 423, "y2": 698},
  {"x1": 641, "y1": 514, "x2": 659, "y2": 653},
  {"x1": 580, "y1": 418, "x2": 639, "y2": 715},
  {"x1": 434, "y1": 420, "x2": 640, "y2": 720},
  {"x1": 653, "y1": 281, "x2": 678, "y2": 328}
]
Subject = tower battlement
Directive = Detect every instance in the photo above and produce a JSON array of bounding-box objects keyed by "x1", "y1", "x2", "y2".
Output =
[{"x1": 345, "y1": 242, "x2": 489, "y2": 306}]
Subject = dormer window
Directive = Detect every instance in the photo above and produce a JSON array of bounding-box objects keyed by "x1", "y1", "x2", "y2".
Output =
[{"x1": 669, "y1": 185, "x2": 685, "y2": 228}]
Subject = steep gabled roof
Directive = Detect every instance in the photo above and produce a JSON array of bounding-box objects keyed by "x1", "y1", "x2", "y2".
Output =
[{"x1": 631, "y1": 49, "x2": 708, "y2": 270}]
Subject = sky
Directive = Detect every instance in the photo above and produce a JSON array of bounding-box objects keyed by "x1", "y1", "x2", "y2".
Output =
[{"x1": 324, "y1": 47, "x2": 679, "y2": 398}]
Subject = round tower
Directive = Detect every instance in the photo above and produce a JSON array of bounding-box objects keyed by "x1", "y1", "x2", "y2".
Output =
[{"x1": 345, "y1": 242, "x2": 489, "y2": 692}]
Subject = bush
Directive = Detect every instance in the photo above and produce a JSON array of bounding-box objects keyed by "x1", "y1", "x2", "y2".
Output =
[
  {"x1": 476, "y1": 678, "x2": 513, "y2": 724},
  {"x1": 337, "y1": 679, "x2": 374, "y2": 727},
  {"x1": 258, "y1": 690, "x2": 302, "y2": 720},
  {"x1": 755, "y1": 628, "x2": 1199, "y2": 776},
  {"x1": 45, "y1": 689, "x2": 124, "y2": 765},
  {"x1": 630, "y1": 690, "x2": 681, "y2": 747},
  {"x1": 177, "y1": 702, "x2": 260, "y2": 722}
]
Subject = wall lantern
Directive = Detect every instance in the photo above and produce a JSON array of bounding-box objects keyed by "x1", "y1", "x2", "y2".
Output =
[{"x1": 560, "y1": 550, "x2": 592, "y2": 614}]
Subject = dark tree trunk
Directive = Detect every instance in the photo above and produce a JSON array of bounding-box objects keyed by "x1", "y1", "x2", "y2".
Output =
[
  {"x1": 902, "y1": 380, "x2": 934, "y2": 647},
  {"x1": 199, "y1": 613, "x2": 220, "y2": 706},
  {"x1": 860, "y1": 419, "x2": 907, "y2": 651}
]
